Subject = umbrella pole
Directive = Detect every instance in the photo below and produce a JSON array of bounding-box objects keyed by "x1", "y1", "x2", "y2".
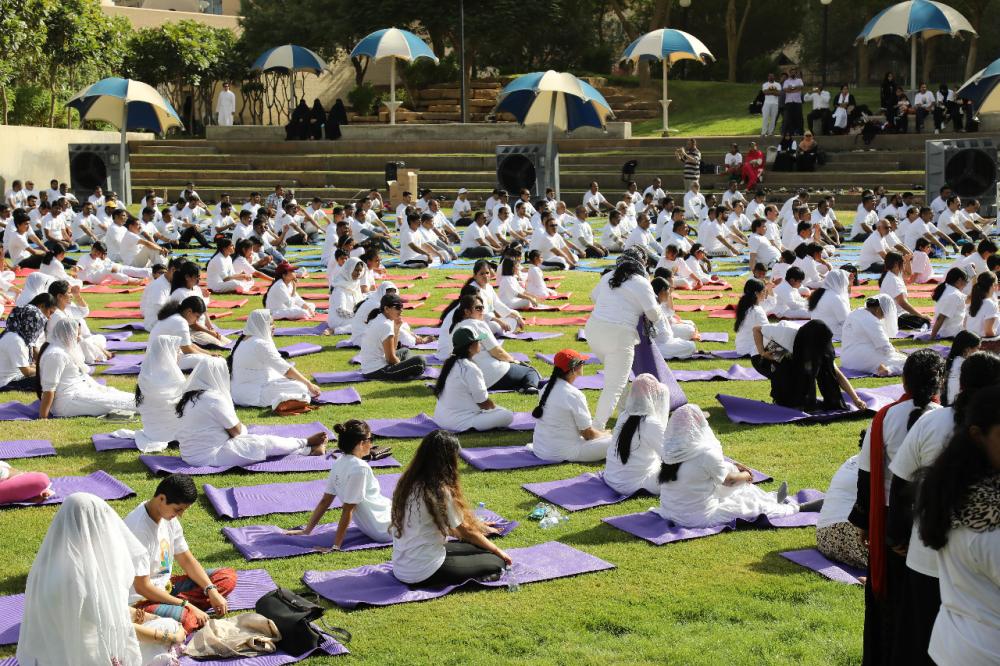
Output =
[
  {"x1": 390, "y1": 58, "x2": 397, "y2": 125},
  {"x1": 662, "y1": 61, "x2": 669, "y2": 133},
  {"x1": 120, "y1": 104, "x2": 130, "y2": 207},
  {"x1": 910, "y1": 36, "x2": 917, "y2": 89},
  {"x1": 545, "y1": 93, "x2": 557, "y2": 199},
  {"x1": 288, "y1": 73, "x2": 294, "y2": 118}
]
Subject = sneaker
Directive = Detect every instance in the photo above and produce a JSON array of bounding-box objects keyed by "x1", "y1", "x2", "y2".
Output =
[{"x1": 519, "y1": 386, "x2": 540, "y2": 395}]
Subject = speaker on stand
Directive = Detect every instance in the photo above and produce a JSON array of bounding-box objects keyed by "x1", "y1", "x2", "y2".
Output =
[
  {"x1": 495, "y1": 144, "x2": 559, "y2": 198},
  {"x1": 68, "y1": 144, "x2": 124, "y2": 200},
  {"x1": 926, "y1": 138, "x2": 998, "y2": 216}
]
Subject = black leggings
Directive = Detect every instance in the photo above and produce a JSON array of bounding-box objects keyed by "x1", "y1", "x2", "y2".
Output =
[
  {"x1": 1, "y1": 375, "x2": 38, "y2": 392},
  {"x1": 461, "y1": 246, "x2": 495, "y2": 258},
  {"x1": 417, "y1": 542, "x2": 505, "y2": 587},
  {"x1": 363, "y1": 348, "x2": 427, "y2": 381}
]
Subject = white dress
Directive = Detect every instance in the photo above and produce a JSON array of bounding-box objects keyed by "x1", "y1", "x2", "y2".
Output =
[
  {"x1": 230, "y1": 337, "x2": 310, "y2": 409},
  {"x1": 264, "y1": 280, "x2": 313, "y2": 320},
  {"x1": 529, "y1": 379, "x2": 611, "y2": 463},
  {"x1": 47, "y1": 306, "x2": 109, "y2": 363},
  {"x1": 840, "y1": 307, "x2": 906, "y2": 374},
  {"x1": 40, "y1": 347, "x2": 134, "y2": 417},
  {"x1": 810, "y1": 289, "x2": 850, "y2": 339},
  {"x1": 432, "y1": 358, "x2": 514, "y2": 432},
  {"x1": 604, "y1": 414, "x2": 667, "y2": 496}
]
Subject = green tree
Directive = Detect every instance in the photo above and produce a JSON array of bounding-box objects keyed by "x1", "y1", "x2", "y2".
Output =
[{"x1": 0, "y1": 0, "x2": 50, "y2": 124}]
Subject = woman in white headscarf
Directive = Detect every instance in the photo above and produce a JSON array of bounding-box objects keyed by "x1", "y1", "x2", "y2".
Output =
[
  {"x1": 46, "y1": 279, "x2": 111, "y2": 363},
  {"x1": 655, "y1": 405, "x2": 818, "y2": 528},
  {"x1": 14, "y1": 272, "x2": 55, "y2": 307},
  {"x1": 38, "y1": 318, "x2": 135, "y2": 419},
  {"x1": 175, "y1": 357, "x2": 328, "y2": 466},
  {"x1": 840, "y1": 294, "x2": 907, "y2": 376},
  {"x1": 108, "y1": 335, "x2": 187, "y2": 453},
  {"x1": 327, "y1": 257, "x2": 365, "y2": 333},
  {"x1": 349, "y1": 280, "x2": 396, "y2": 346},
  {"x1": 604, "y1": 373, "x2": 670, "y2": 496},
  {"x1": 229, "y1": 309, "x2": 321, "y2": 410},
  {"x1": 807, "y1": 268, "x2": 851, "y2": 338},
  {"x1": 17, "y1": 492, "x2": 184, "y2": 666}
]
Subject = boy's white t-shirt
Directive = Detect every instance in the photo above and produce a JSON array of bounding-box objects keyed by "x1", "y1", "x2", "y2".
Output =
[{"x1": 124, "y1": 501, "x2": 190, "y2": 604}]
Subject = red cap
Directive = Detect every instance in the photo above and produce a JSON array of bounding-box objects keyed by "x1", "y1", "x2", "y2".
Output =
[
  {"x1": 275, "y1": 261, "x2": 296, "y2": 276},
  {"x1": 553, "y1": 349, "x2": 589, "y2": 372}
]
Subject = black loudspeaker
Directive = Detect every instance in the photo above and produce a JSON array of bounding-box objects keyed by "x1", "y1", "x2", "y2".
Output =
[
  {"x1": 926, "y1": 138, "x2": 998, "y2": 215},
  {"x1": 496, "y1": 144, "x2": 558, "y2": 198},
  {"x1": 68, "y1": 144, "x2": 123, "y2": 196},
  {"x1": 385, "y1": 161, "x2": 405, "y2": 184}
]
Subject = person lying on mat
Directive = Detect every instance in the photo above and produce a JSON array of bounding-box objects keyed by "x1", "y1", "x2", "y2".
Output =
[
  {"x1": 150, "y1": 297, "x2": 222, "y2": 370},
  {"x1": 174, "y1": 358, "x2": 327, "y2": 467},
  {"x1": 0, "y1": 460, "x2": 51, "y2": 503},
  {"x1": 38, "y1": 318, "x2": 136, "y2": 419},
  {"x1": 433, "y1": 327, "x2": 516, "y2": 432},
  {"x1": 126, "y1": 474, "x2": 238, "y2": 635},
  {"x1": 229, "y1": 309, "x2": 321, "y2": 413},
  {"x1": 0, "y1": 305, "x2": 46, "y2": 392},
  {"x1": 656, "y1": 404, "x2": 823, "y2": 529},
  {"x1": 17, "y1": 493, "x2": 184, "y2": 666},
  {"x1": 288, "y1": 420, "x2": 393, "y2": 548},
  {"x1": 357, "y1": 293, "x2": 428, "y2": 382},
  {"x1": 751, "y1": 320, "x2": 867, "y2": 412},
  {"x1": 169, "y1": 260, "x2": 230, "y2": 348},
  {"x1": 264, "y1": 261, "x2": 316, "y2": 321},
  {"x1": 604, "y1": 373, "x2": 669, "y2": 496},
  {"x1": 390, "y1": 430, "x2": 511, "y2": 586},
  {"x1": 529, "y1": 349, "x2": 611, "y2": 463},
  {"x1": 848, "y1": 349, "x2": 946, "y2": 663},
  {"x1": 650, "y1": 277, "x2": 697, "y2": 360},
  {"x1": 841, "y1": 296, "x2": 908, "y2": 377},
  {"x1": 327, "y1": 257, "x2": 365, "y2": 334}
]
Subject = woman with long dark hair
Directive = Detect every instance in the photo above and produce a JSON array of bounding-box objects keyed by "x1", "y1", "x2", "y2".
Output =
[
  {"x1": 390, "y1": 430, "x2": 511, "y2": 586},
  {"x1": 288, "y1": 420, "x2": 393, "y2": 547},
  {"x1": 584, "y1": 248, "x2": 665, "y2": 429},
  {"x1": 170, "y1": 260, "x2": 230, "y2": 348},
  {"x1": 432, "y1": 327, "x2": 514, "y2": 432},
  {"x1": 911, "y1": 384, "x2": 1000, "y2": 666},
  {"x1": 734, "y1": 278, "x2": 775, "y2": 357},
  {"x1": 149, "y1": 296, "x2": 217, "y2": 369},
  {"x1": 497, "y1": 255, "x2": 540, "y2": 310},
  {"x1": 206, "y1": 238, "x2": 254, "y2": 294},
  {"x1": 849, "y1": 349, "x2": 946, "y2": 665},
  {"x1": 887, "y1": 351, "x2": 1000, "y2": 664},
  {"x1": 964, "y1": 271, "x2": 999, "y2": 347},
  {"x1": 650, "y1": 277, "x2": 696, "y2": 359},
  {"x1": 604, "y1": 373, "x2": 670, "y2": 496},
  {"x1": 530, "y1": 349, "x2": 610, "y2": 462},
  {"x1": 357, "y1": 294, "x2": 427, "y2": 381},
  {"x1": 930, "y1": 267, "x2": 969, "y2": 340},
  {"x1": 264, "y1": 261, "x2": 316, "y2": 321},
  {"x1": 468, "y1": 259, "x2": 523, "y2": 334},
  {"x1": 942, "y1": 331, "x2": 981, "y2": 405}
]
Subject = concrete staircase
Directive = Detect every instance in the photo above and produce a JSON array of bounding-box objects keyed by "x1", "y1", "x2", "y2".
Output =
[
  {"x1": 598, "y1": 86, "x2": 661, "y2": 121},
  {"x1": 127, "y1": 133, "x2": 937, "y2": 207},
  {"x1": 351, "y1": 80, "x2": 513, "y2": 124}
]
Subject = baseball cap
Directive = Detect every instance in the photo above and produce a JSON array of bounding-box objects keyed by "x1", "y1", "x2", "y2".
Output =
[
  {"x1": 452, "y1": 326, "x2": 486, "y2": 351},
  {"x1": 553, "y1": 349, "x2": 589, "y2": 372},
  {"x1": 458, "y1": 187, "x2": 468, "y2": 194}
]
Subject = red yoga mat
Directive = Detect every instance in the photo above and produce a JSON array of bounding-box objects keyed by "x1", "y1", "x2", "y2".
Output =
[{"x1": 524, "y1": 316, "x2": 589, "y2": 326}]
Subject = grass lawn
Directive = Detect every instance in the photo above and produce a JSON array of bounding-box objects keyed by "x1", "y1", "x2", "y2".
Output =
[
  {"x1": 0, "y1": 217, "x2": 928, "y2": 664},
  {"x1": 629, "y1": 82, "x2": 884, "y2": 137}
]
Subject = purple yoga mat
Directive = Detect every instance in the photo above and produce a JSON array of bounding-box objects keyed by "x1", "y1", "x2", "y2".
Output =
[
  {"x1": 0, "y1": 471, "x2": 134, "y2": 508},
  {"x1": 223, "y1": 509, "x2": 516, "y2": 560},
  {"x1": 0, "y1": 401, "x2": 40, "y2": 421},
  {"x1": 367, "y1": 411, "x2": 536, "y2": 438},
  {"x1": 0, "y1": 439, "x2": 55, "y2": 460},
  {"x1": 672, "y1": 364, "x2": 766, "y2": 382},
  {"x1": 273, "y1": 323, "x2": 328, "y2": 336},
  {"x1": 459, "y1": 445, "x2": 560, "y2": 471},
  {"x1": 105, "y1": 339, "x2": 147, "y2": 352},
  {"x1": 177, "y1": 633, "x2": 349, "y2": 665},
  {"x1": 303, "y1": 541, "x2": 615, "y2": 609},
  {"x1": 698, "y1": 332, "x2": 730, "y2": 343},
  {"x1": 205, "y1": 473, "x2": 401, "y2": 519},
  {"x1": 633, "y1": 317, "x2": 688, "y2": 411},
  {"x1": 500, "y1": 331, "x2": 563, "y2": 341},
  {"x1": 779, "y1": 548, "x2": 865, "y2": 585},
  {"x1": 411, "y1": 326, "x2": 440, "y2": 336},
  {"x1": 0, "y1": 593, "x2": 23, "y2": 644},
  {"x1": 313, "y1": 366, "x2": 440, "y2": 384},
  {"x1": 102, "y1": 331, "x2": 133, "y2": 342},
  {"x1": 279, "y1": 342, "x2": 323, "y2": 358},
  {"x1": 313, "y1": 388, "x2": 362, "y2": 405},
  {"x1": 94, "y1": 421, "x2": 337, "y2": 453},
  {"x1": 141, "y1": 449, "x2": 400, "y2": 476},
  {"x1": 602, "y1": 490, "x2": 825, "y2": 545},
  {"x1": 101, "y1": 322, "x2": 146, "y2": 331},
  {"x1": 522, "y1": 462, "x2": 773, "y2": 512},
  {"x1": 334, "y1": 339, "x2": 358, "y2": 349},
  {"x1": 717, "y1": 384, "x2": 905, "y2": 425}
]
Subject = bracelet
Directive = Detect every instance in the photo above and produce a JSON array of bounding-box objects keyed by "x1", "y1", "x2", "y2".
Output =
[
  {"x1": 203, "y1": 584, "x2": 217, "y2": 594},
  {"x1": 179, "y1": 599, "x2": 188, "y2": 608}
]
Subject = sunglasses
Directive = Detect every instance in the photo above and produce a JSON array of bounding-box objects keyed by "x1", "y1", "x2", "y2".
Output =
[{"x1": 473, "y1": 305, "x2": 485, "y2": 311}]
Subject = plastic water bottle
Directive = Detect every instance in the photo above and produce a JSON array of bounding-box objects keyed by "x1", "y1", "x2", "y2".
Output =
[
  {"x1": 505, "y1": 566, "x2": 520, "y2": 592},
  {"x1": 475, "y1": 501, "x2": 490, "y2": 521},
  {"x1": 539, "y1": 514, "x2": 557, "y2": 529},
  {"x1": 529, "y1": 502, "x2": 550, "y2": 521}
]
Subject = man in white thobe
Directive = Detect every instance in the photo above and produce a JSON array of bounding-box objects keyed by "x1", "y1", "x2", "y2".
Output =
[{"x1": 215, "y1": 82, "x2": 236, "y2": 126}]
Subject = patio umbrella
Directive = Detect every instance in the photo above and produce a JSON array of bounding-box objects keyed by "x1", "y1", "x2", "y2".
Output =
[
  {"x1": 351, "y1": 28, "x2": 439, "y2": 125},
  {"x1": 957, "y1": 56, "x2": 1000, "y2": 115},
  {"x1": 495, "y1": 71, "x2": 614, "y2": 198},
  {"x1": 620, "y1": 28, "x2": 715, "y2": 133},
  {"x1": 67, "y1": 77, "x2": 182, "y2": 206},
  {"x1": 856, "y1": 0, "x2": 975, "y2": 89},
  {"x1": 251, "y1": 44, "x2": 328, "y2": 113}
]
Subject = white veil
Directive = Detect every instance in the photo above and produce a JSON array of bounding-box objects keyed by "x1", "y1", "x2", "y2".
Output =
[
  {"x1": 621, "y1": 373, "x2": 671, "y2": 424},
  {"x1": 186, "y1": 355, "x2": 232, "y2": 399},
  {"x1": 822, "y1": 269, "x2": 850, "y2": 310},
  {"x1": 876, "y1": 293, "x2": 899, "y2": 338},
  {"x1": 139, "y1": 334, "x2": 185, "y2": 400},
  {"x1": 660, "y1": 404, "x2": 722, "y2": 464},
  {"x1": 17, "y1": 493, "x2": 145, "y2": 666},
  {"x1": 15, "y1": 272, "x2": 56, "y2": 307},
  {"x1": 46, "y1": 316, "x2": 87, "y2": 371}
]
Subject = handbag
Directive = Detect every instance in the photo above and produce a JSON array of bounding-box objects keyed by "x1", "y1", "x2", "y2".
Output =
[{"x1": 254, "y1": 587, "x2": 351, "y2": 655}]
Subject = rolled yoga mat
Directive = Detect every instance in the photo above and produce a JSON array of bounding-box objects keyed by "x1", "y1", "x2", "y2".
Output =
[
  {"x1": 303, "y1": 541, "x2": 615, "y2": 610},
  {"x1": 779, "y1": 548, "x2": 865, "y2": 585},
  {"x1": 313, "y1": 366, "x2": 440, "y2": 384},
  {"x1": 0, "y1": 471, "x2": 133, "y2": 508},
  {"x1": 601, "y1": 490, "x2": 825, "y2": 545},
  {"x1": 206, "y1": 473, "x2": 401, "y2": 520}
]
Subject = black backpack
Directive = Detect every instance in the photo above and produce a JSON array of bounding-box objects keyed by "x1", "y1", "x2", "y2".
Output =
[{"x1": 255, "y1": 587, "x2": 351, "y2": 655}]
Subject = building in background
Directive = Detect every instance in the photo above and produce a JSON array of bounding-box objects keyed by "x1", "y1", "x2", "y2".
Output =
[{"x1": 100, "y1": 0, "x2": 239, "y2": 30}]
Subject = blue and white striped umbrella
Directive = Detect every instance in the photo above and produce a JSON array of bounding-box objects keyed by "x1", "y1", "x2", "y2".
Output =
[
  {"x1": 620, "y1": 28, "x2": 714, "y2": 132},
  {"x1": 857, "y1": 1, "x2": 975, "y2": 87},
  {"x1": 350, "y1": 28, "x2": 439, "y2": 64},
  {"x1": 251, "y1": 44, "x2": 327, "y2": 74},
  {"x1": 957, "y1": 57, "x2": 1000, "y2": 115},
  {"x1": 67, "y1": 77, "x2": 182, "y2": 206},
  {"x1": 495, "y1": 71, "x2": 614, "y2": 197}
]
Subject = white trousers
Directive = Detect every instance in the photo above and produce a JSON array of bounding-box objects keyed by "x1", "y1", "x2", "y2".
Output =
[
  {"x1": 761, "y1": 103, "x2": 779, "y2": 135},
  {"x1": 585, "y1": 318, "x2": 638, "y2": 429},
  {"x1": 127, "y1": 246, "x2": 162, "y2": 269},
  {"x1": 657, "y1": 337, "x2": 697, "y2": 360}
]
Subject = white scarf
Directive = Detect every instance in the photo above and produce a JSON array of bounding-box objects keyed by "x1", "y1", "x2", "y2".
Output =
[{"x1": 660, "y1": 404, "x2": 723, "y2": 465}]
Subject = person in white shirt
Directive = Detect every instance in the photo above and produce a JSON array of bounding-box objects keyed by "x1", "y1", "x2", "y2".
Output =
[
  {"x1": 807, "y1": 268, "x2": 851, "y2": 338},
  {"x1": 71, "y1": 201, "x2": 104, "y2": 245},
  {"x1": 696, "y1": 207, "x2": 739, "y2": 257},
  {"x1": 604, "y1": 373, "x2": 670, "y2": 496},
  {"x1": 600, "y1": 210, "x2": 626, "y2": 252},
  {"x1": 913, "y1": 82, "x2": 935, "y2": 133},
  {"x1": 287, "y1": 420, "x2": 393, "y2": 548},
  {"x1": 536, "y1": 213, "x2": 577, "y2": 270},
  {"x1": 582, "y1": 181, "x2": 611, "y2": 216},
  {"x1": 76, "y1": 241, "x2": 147, "y2": 285},
  {"x1": 723, "y1": 144, "x2": 743, "y2": 180},
  {"x1": 206, "y1": 239, "x2": 254, "y2": 294},
  {"x1": 215, "y1": 81, "x2": 236, "y2": 126},
  {"x1": 432, "y1": 327, "x2": 515, "y2": 431},
  {"x1": 804, "y1": 84, "x2": 832, "y2": 135},
  {"x1": 120, "y1": 217, "x2": 169, "y2": 268},
  {"x1": 841, "y1": 295, "x2": 907, "y2": 375},
  {"x1": 720, "y1": 180, "x2": 746, "y2": 209},
  {"x1": 357, "y1": 293, "x2": 428, "y2": 381},
  {"x1": 496, "y1": 254, "x2": 539, "y2": 310},
  {"x1": 816, "y1": 453, "x2": 866, "y2": 569},
  {"x1": 772, "y1": 267, "x2": 811, "y2": 319},
  {"x1": 662, "y1": 214, "x2": 693, "y2": 255},
  {"x1": 6, "y1": 211, "x2": 48, "y2": 269},
  {"x1": 930, "y1": 185, "x2": 952, "y2": 222},
  {"x1": 880, "y1": 251, "x2": 932, "y2": 329},
  {"x1": 683, "y1": 181, "x2": 707, "y2": 221},
  {"x1": 964, "y1": 272, "x2": 999, "y2": 341},
  {"x1": 930, "y1": 268, "x2": 970, "y2": 340},
  {"x1": 4, "y1": 180, "x2": 26, "y2": 209},
  {"x1": 760, "y1": 73, "x2": 782, "y2": 136},
  {"x1": 419, "y1": 212, "x2": 458, "y2": 262},
  {"x1": 782, "y1": 68, "x2": 805, "y2": 135},
  {"x1": 523, "y1": 250, "x2": 555, "y2": 300},
  {"x1": 650, "y1": 278, "x2": 697, "y2": 360},
  {"x1": 399, "y1": 213, "x2": 441, "y2": 268},
  {"x1": 571, "y1": 205, "x2": 607, "y2": 257},
  {"x1": 390, "y1": 430, "x2": 511, "y2": 586},
  {"x1": 907, "y1": 205, "x2": 955, "y2": 254},
  {"x1": 643, "y1": 177, "x2": 665, "y2": 202},
  {"x1": 748, "y1": 218, "x2": 781, "y2": 268},
  {"x1": 451, "y1": 188, "x2": 473, "y2": 225},
  {"x1": 937, "y1": 195, "x2": 976, "y2": 245},
  {"x1": 459, "y1": 211, "x2": 501, "y2": 258},
  {"x1": 623, "y1": 213, "x2": 662, "y2": 263},
  {"x1": 531, "y1": 349, "x2": 611, "y2": 462},
  {"x1": 263, "y1": 262, "x2": 316, "y2": 320},
  {"x1": 859, "y1": 219, "x2": 892, "y2": 272}
]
